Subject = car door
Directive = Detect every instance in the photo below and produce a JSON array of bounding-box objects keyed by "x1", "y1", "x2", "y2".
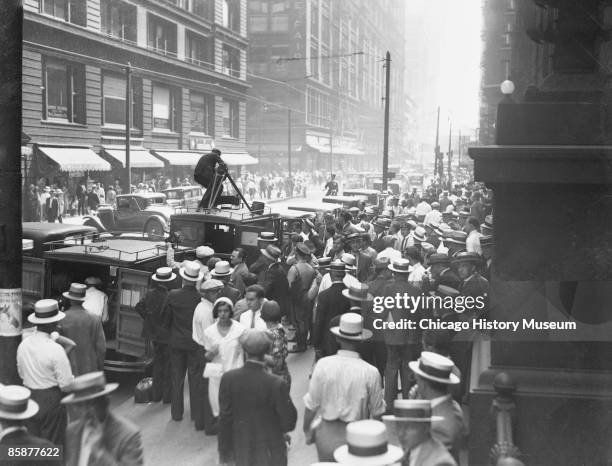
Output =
[
  {"x1": 116, "y1": 197, "x2": 142, "y2": 231},
  {"x1": 115, "y1": 268, "x2": 150, "y2": 359}
]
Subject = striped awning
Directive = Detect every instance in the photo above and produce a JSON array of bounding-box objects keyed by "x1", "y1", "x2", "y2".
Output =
[
  {"x1": 152, "y1": 151, "x2": 202, "y2": 167},
  {"x1": 37, "y1": 145, "x2": 111, "y2": 172},
  {"x1": 222, "y1": 152, "x2": 258, "y2": 166},
  {"x1": 102, "y1": 147, "x2": 164, "y2": 168}
]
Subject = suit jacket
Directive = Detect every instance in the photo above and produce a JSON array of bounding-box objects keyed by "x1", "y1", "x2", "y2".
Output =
[
  {"x1": 460, "y1": 273, "x2": 489, "y2": 301},
  {"x1": 65, "y1": 412, "x2": 144, "y2": 466},
  {"x1": 438, "y1": 268, "x2": 462, "y2": 290},
  {"x1": 432, "y1": 395, "x2": 467, "y2": 457},
  {"x1": 220, "y1": 283, "x2": 241, "y2": 304},
  {"x1": 218, "y1": 361, "x2": 297, "y2": 466},
  {"x1": 313, "y1": 282, "x2": 351, "y2": 355},
  {"x1": 372, "y1": 232, "x2": 387, "y2": 253},
  {"x1": 404, "y1": 437, "x2": 457, "y2": 466},
  {"x1": 0, "y1": 428, "x2": 58, "y2": 466},
  {"x1": 354, "y1": 250, "x2": 374, "y2": 283},
  {"x1": 261, "y1": 262, "x2": 290, "y2": 315},
  {"x1": 162, "y1": 286, "x2": 201, "y2": 350},
  {"x1": 135, "y1": 285, "x2": 170, "y2": 342},
  {"x1": 249, "y1": 255, "x2": 270, "y2": 283},
  {"x1": 61, "y1": 305, "x2": 106, "y2": 375},
  {"x1": 381, "y1": 280, "x2": 422, "y2": 345}
]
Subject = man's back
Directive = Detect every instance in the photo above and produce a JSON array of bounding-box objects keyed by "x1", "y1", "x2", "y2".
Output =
[
  {"x1": 164, "y1": 286, "x2": 201, "y2": 349},
  {"x1": 61, "y1": 305, "x2": 105, "y2": 375},
  {"x1": 313, "y1": 283, "x2": 350, "y2": 354}
]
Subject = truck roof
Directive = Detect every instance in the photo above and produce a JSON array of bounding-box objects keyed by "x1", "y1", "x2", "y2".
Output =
[{"x1": 171, "y1": 207, "x2": 280, "y2": 225}]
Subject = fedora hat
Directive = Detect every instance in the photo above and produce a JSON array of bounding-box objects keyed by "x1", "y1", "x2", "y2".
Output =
[
  {"x1": 196, "y1": 245, "x2": 215, "y2": 259},
  {"x1": 428, "y1": 253, "x2": 450, "y2": 265},
  {"x1": 261, "y1": 245, "x2": 282, "y2": 261},
  {"x1": 342, "y1": 283, "x2": 374, "y2": 302},
  {"x1": 421, "y1": 242, "x2": 435, "y2": 253},
  {"x1": 62, "y1": 283, "x2": 87, "y2": 302},
  {"x1": 179, "y1": 261, "x2": 204, "y2": 282},
  {"x1": 0, "y1": 386, "x2": 39, "y2": 420},
  {"x1": 61, "y1": 372, "x2": 118, "y2": 404},
  {"x1": 330, "y1": 312, "x2": 372, "y2": 341},
  {"x1": 200, "y1": 279, "x2": 224, "y2": 291},
  {"x1": 295, "y1": 242, "x2": 311, "y2": 256},
  {"x1": 240, "y1": 329, "x2": 272, "y2": 356},
  {"x1": 28, "y1": 299, "x2": 65, "y2": 325},
  {"x1": 334, "y1": 420, "x2": 404, "y2": 466},
  {"x1": 388, "y1": 258, "x2": 411, "y2": 274},
  {"x1": 258, "y1": 231, "x2": 277, "y2": 242},
  {"x1": 452, "y1": 251, "x2": 483, "y2": 264},
  {"x1": 408, "y1": 351, "x2": 460, "y2": 384},
  {"x1": 345, "y1": 232, "x2": 361, "y2": 242},
  {"x1": 340, "y1": 253, "x2": 356, "y2": 270},
  {"x1": 84, "y1": 276, "x2": 102, "y2": 287},
  {"x1": 151, "y1": 267, "x2": 176, "y2": 282},
  {"x1": 382, "y1": 399, "x2": 443, "y2": 424},
  {"x1": 211, "y1": 260, "x2": 233, "y2": 277}
]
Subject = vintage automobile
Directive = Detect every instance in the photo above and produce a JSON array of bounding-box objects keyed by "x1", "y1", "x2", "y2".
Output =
[
  {"x1": 22, "y1": 237, "x2": 194, "y2": 372},
  {"x1": 162, "y1": 186, "x2": 203, "y2": 210},
  {"x1": 170, "y1": 206, "x2": 282, "y2": 265},
  {"x1": 342, "y1": 189, "x2": 381, "y2": 206},
  {"x1": 84, "y1": 193, "x2": 182, "y2": 240},
  {"x1": 22, "y1": 222, "x2": 100, "y2": 258},
  {"x1": 270, "y1": 208, "x2": 316, "y2": 243},
  {"x1": 322, "y1": 195, "x2": 368, "y2": 209}
]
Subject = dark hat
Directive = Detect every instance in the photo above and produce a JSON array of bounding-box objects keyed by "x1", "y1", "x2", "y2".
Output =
[
  {"x1": 345, "y1": 232, "x2": 361, "y2": 242},
  {"x1": 374, "y1": 256, "x2": 391, "y2": 270},
  {"x1": 295, "y1": 242, "x2": 311, "y2": 256},
  {"x1": 452, "y1": 251, "x2": 483, "y2": 264},
  {"x1": 61, "y1": 372, "x2": 119, "y2": 404},
  {"x1": 258, "y1": 232, "x2": 278, "y2": 242},
  {"x1": 84, "y1": 277, "x2": 102, "y2": 287},
  {"x1": 428, "y1": 253, "x2": 450, "y2": 265},
  {"x1": 261, "y1": 245, "x2": 282, "y2": 261},
  {"x1": 317, "y1": 257, "x2": 332, "y2": 269}
]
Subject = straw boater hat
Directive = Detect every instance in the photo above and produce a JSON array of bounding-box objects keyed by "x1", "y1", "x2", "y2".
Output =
[
  {"x1": 316, "y1": 257, "x2": 331, "y2": 270},
  {"x1": 428, "y1": 253, "x2": 450, "y2": 266},
  {"x1": 452, "y1": 251, "x2": 483, "y2": 265},
  {"x1": 0, "y1": 385, "x2": 39, "y2": 420},
  {"x1": 374, "y1": 256, "x2": 390, "y2": 271},
  {"x1": 196, "y1": 246, "x2": 215, "y2": 259},
  {"x1": 413, "y1": 227, "x2": 427, "y2": 243},
  {"x1": 261, "y1": 245, "x2": 282, "y2": 261},
  {"x1": 211, "y1": 260, "x2": 233, "y2": 277},
  {"x1": 28, "y1": 299, "x2": 65, "y2": 325},
  {"x1": 258, "y1": 232, "x2": 277, "y2": 242},
  {"x1": 329, "y1": 260, "x2": 347, "y2": 275},
  {"x1": 340, "y1": 253, "x2": 357, "y2": 270},
  {"x1": 333, "y1": 420, "x2": 404, "y2": 466},
  {"x1": 61, "y1": 372, "x2": 119, "y2": 404},
  {"x1": 179, "y1": 261, "x2": 204, "y2": 282},
  {"x1": 62, "y1": 283, "x2": 87, "y2": 302},
  {"x1": 342, "y1": 282, "x2": 374, "y2": 302},
  {"x1": 388, "y1": 258, "x2": 411, "y2": 274},
  {"x1": 151, "y1": 267, "x2": 177, "y2": 282},
  {"x1": 330, "y1": 312, "x2": 372, "y2": 341},
  {"x1": 408, "y1": 351, "x2": 460, "y2": 385},
  {"x1": 382, "y1": 399, "x2": 443, "y2": 424}
]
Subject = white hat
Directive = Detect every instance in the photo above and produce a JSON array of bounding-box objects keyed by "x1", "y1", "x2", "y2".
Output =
[
  {"x1": 61, "y1": 372, "x2": 118, "y2": 404},
  {"x1": 151, "y1": 267, "x2": 176, "y2": 282},
  {"x1": 334, "y1": 420, "x2": 404, "y2": 465},
  {"x1": 408, "y1": 351, "x2": 460, "y2": 384},
  {"x1": 340, "y1": 253, "x2": 357, "y2": 270},
  {"x1": 28, "y1": 299, "x2": 65, "y2": 325},
  {"x1": 179, "y1": 261, "x2": 204, "y2": 282},
  {"x1": 199, "y1": 279, "x2": 224, "y2": 291},
  {"x1": 382, "y1": 399, "x2": 443, "y2": 424},
  {"x1": 62, "y1": 283, "x2": 87, "y2": 302},
  {"x1": 196, "y1": 246, "x2": 215, "y2": 259},
  {"x1": 0, "y1": 386, "x2": 39, "y2": 420},
  {"x1": 330, "y1": 312, "x2": 372, "y2": 341},
  {"x1": 211, "y1": 260, "x2": 233, "y2": 277}
]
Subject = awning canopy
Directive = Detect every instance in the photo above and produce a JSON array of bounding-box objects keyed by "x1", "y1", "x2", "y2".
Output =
[
  {"x1": 37, "y1": 145, "x2": 111, "y2": 172},
  {"x1": 222, "y1": 152, "x2": 258, "y2": 166},
  {"x1": 304, "y1": 135, "x2": 365, "y2": 157},
  {"x1": 102, "y1": 147, "x2": 164, "y2": 168},
  {"x1": 152, "y1": 151, "x2": 202, "y2": 167},
  {"x1": 331, "y1": 145, "x2": 366, "y2": 157}
]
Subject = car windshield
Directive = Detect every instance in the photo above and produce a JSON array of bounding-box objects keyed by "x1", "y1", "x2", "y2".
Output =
[
  {"x1": 164, "y1": 191, "x2": 181, "y2": 200},
  {"x1": 147, "y1": 197, "x2": 166, "y2": 206}
]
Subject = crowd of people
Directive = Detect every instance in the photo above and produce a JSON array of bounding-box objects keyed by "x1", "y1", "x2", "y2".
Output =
[{"x1": 6, "y1": 178, "x2": 494, "y2": 465}]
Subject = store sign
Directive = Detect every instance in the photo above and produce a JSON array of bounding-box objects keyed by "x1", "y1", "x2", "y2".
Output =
[{"x1": 189, "y1": 136, "x2": 214, "y2": 151}]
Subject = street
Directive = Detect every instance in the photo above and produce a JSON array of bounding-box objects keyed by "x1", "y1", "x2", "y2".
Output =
[{"x1": 107, "y1": 349, "x2": 318, "y2": 466}]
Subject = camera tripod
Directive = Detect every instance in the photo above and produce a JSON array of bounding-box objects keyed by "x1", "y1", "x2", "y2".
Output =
[{"x1": 205, "y1": 167, "x2": 254, "y2": 212}]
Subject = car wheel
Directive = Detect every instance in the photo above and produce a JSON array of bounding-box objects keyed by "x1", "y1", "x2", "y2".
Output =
[{"x1": 145, "y1": 219, "x2": 164, "y2": 240}]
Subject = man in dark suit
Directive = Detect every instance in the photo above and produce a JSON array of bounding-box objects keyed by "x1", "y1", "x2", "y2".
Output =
[
  {"x1": 371, "y1": 219, "x2": 389, "y2": 253},
  {"x1": 260, "y1": 245, "x2": 290, "y2": 317},
  {"x1": 62, "y1": 372, "x2": 143, "y2": 466},
  {"x1": 194, "y1": 148, "x2": 228, "y2": 209},
  {"x1": 428, "y1": 253, "x2": 461, "y2": 291},
  {"x1": 453, "y1": 252, "x2": 489, "y2": 302},
  {"x1": 346, "y1": 232, "x2": 374, "y2": 283},
  {"x1": 218, "y1": 329, "x2": 297, "y2": 466},
  {"x1": 313, "y1": 261, "x2": 351, "y2": 359},
  {"x1": 0, "y1": 385, "x2": 58, "y2": 466},
  {"x1": 162, "y1": 261, "x2": 209, "y2": 430}
]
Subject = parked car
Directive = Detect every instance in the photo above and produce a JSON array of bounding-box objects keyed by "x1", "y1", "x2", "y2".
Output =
[
  {"x1": 342, "y1": 189, "x2": 381, "y2": 206},
  {"x1": 22, "y1": 222, "x2": 100, "y2": 258},
  {"x1": 84, "y1": 193, "x2": 182, "y2": 240},
  {"x1": 162, "y1": 186, "x2": 203, "y2": 210}
]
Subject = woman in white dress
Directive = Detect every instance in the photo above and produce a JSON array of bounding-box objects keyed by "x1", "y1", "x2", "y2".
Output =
[{"x1": 203, "y1": 297, "x2": 246, "y2": 418}]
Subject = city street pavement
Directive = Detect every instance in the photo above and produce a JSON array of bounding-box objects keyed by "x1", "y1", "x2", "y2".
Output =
[{"x1": 108, "y1": 349, "x2": 318, "y2": 466}]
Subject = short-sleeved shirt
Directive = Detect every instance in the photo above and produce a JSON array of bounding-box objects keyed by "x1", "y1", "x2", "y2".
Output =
[{"x1": 17, "y1": 331, "x2": 74, "y2": 390}]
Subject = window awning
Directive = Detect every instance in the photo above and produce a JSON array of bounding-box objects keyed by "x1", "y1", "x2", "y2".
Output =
[
  {"x1": 304, "y1": 135, "x2": 365, "y2": 157},
  {"x1": 37, "y1": 145, "x2": 111, "y2": 172},
  {"x1": 152, "y1": 151, "x2": 202, "y2": 167},
  {"x1": 102, "y1": 147, "x2": 165, "y2": 168},
  {"x1": 222, "y1": 152, "x2": 258, "y2": 166}
]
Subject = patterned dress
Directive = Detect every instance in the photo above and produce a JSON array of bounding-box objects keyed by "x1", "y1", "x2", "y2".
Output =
[{"x1": 266, "y1": 325, "x2": 291, "y2": 388}]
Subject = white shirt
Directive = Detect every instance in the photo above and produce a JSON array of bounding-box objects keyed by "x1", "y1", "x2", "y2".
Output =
[
  {"x1": 466, "y1": 230, "x2": 482, "y2": 255},
  {"x1": 193, "y1": 298, "x2": 215, "y2": 346},
  {"x1": 83, "y1": 287, "x2": 108, "y2": 323},
  {"x1": 317, "y1": 273, "x2": 332, "y2": 296},
  {"x1": 377, "y1": 247, "x2": 402, "y2": 262},
  {"x1": 239, "y1": 307, "x2": 267, "y2": 330},
  {"x1": 409, "y1": 262, "x2": 427, "y2": 285},
  {"x1": 424, "y1": 209, "x2": 442, "y2": 226},
  {"x1": 17, "y1": 331, "x2": 74, "y2": 390},
  {"x1": 304, "y1": 350, "x2": 385, "y2": 422},
  {"x1": 323, "y1": 237, "x2": 334, "y2": 257}
]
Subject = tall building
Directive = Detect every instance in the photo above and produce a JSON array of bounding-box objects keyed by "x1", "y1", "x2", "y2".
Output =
[
  {"x1": 22, "y1": 0, "x2": 253, "y2": 189},
  {"x1": 245, "y1": 0, "x2": 406, "y2": 174}
]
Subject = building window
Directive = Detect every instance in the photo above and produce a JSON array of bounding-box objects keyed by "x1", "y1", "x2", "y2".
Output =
[
  {"x1": 42, "y1": 58, "x2": 85, "y2": 124},
  {"x1": 222, "y1": 45, "x2": 240, "y2": 78},
  {"x1": 41, "y1": 0, "x2": 85, "y2": 25},
  {"x1": 248, "y1": 0, "x2": 268, "y2": 13},
  {"x1": 173, "y1": 0, "x2": 212, "y2": 19},
  {"x1": 101, "y1": 71, "x2": 142, "y2": 129},
  {"x1": 222, "y1": 0, "x2": 240, "y2": 32},
  {"x1": 310, "y1": 44, "x2": 318, "y2": 79},
  {"x1": 101, "y1": 0, "x2": 136, "y2": 42},
  {"x1": 152, "y1": 84, "x2": 180, "y2": 131},
  {"x1": 270, "y1": 15, "x2": 289, "y2": 31},
  {"x1": 249, "y1": 15, "x2": 267, "y2": 32},
  {"x1": 190, "y1": 91, "x2": 214, "y2": 135},
  {"x1": 148, "y1": 15, "x2": 177, "y2": 55},
  {"x1": 311, "y1": 0, "x2": 319, "y2": 36},
  {"x1": 222, "y1": 99, "x2": 239, "y2": 138},
  {"x1": 185, "y1": 31, "x2": 212, "y2": 68}
]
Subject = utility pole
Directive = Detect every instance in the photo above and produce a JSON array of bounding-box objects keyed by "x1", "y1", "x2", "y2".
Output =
[
  {"x1": 457, "y1": 128, "x2": 462, "y2": 178},
  {"x1": 329, "y1": 125, "x2": 333, "y2": 173},
  {"x1": 447, "y1": 121, "x2": 453, "y2": 188},
  {"x1": 287, "y1": 108, "x2": 292, "y2": 177},
  {"x1": 0, "y1": 0, "x2": 23, "y2": 384},
  {"x1": 125, "y1": 63, "x2": 132, "y2": 191},
  {"x1": 382, "y1": 51, "x2": 391, "y2": 192},
  {"x1": 434, "y1": 106, "x2": 441, "y2": 183},
  {"x1": 258, "y1": 103, "x2": 263, "y2": 171}
]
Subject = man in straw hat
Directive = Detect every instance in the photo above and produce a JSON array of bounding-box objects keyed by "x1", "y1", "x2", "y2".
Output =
[
  {"x1": 17, "y1": 299, "x2": 74, "y2": 445},
  {"x1": 383, "y1": 399, "x2": 456, "y2": 466},
  {"x1": 303, "y1": 313, "x2": 384, "y2": 461},
  {"x1": 0, "y1": 385, "x2": 56, "y2": 466},
  {"x1": 162, "y1": 261, "x2": 210, "y2": 430},
  {"x1": 211, "y1": 260, "x2": 241, "y2": 304},
  {"x1": 218, "y1": 329, "x2": 297, "y2": 466},
  {"x1": 333, "y1": 419, "x2": 404, "y2": 465},
  {"x1": 135, "y1": 267, "x2": 177, "y2": 403},
  {"x1": 60, "y1": 283, "x2": 106, "y2": 376},
  {"x1": 408, "y1": 352, "x2": 467, "y2": 460},
  {"x1": 62, "y1": 372, "x2": 143, "y2": 465}
]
